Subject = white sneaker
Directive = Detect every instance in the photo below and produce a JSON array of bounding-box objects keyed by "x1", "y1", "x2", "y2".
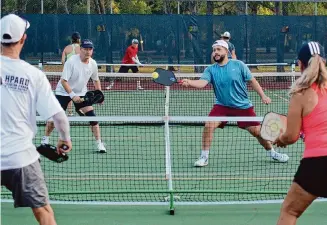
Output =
[
  {"x1": 106, "y1": 81, "x2": 115, "y2": 90},
  {"x1": 270, "y1": 150, "x2": 289, "y2": 163},
  {"x1": 97, "y1": 142, "x2": 107, "y2": 153},
  {"x1": 136, "y1": 81, "x2": 144, "y2": 90},
  {"x1": 194, "y1": 156, "x2": 208, "y2": 167},
  {"x1": 41, "y1": 136, "x2": 49, "y2": 145}
]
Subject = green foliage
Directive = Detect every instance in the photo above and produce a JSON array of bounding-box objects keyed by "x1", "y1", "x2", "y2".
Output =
[
  {"x1": 71, "y1": 1, "x2": 88, "y2": 14},
  {"x1": 2, "y1": 0, "x2": 17, "y2": 13},
  {"x1": 116, "y1": 0, "x2": 151, "y2": 14},
  {"x1": 1, "y1": 0, "x2": 327, "y2": 15}
]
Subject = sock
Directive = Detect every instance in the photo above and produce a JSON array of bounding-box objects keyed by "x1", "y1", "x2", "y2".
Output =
[
  {"x1": 201, "y1": 150, "x2": 209, "y2": 159},
  {"x1": 42, "y1": 136, "x2": 49, "y2": 144},
  {"x1": 96, "y1": 139, "x2": 102, "y2": 145}
]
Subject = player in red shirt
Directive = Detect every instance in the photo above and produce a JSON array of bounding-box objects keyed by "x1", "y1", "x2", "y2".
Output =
[{"x1": 106, "y1": 39, "x2": 144, "y2": 90}]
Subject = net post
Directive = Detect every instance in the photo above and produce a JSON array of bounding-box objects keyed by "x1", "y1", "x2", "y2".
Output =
[
  {"x1": 291, "y1": 63, "x2": 296, "y2": 84},
  {"x1": 164, "y1": 86, "x2": 175, "y2": 215},
  {"x1": 38, "y1": 60, "x2": 43, "y2": 71},
  {"x1": 164, "y1": 117, "x2": 174, "y2": 215},
  {"x1": 169, "y1": 191, "x2": 175, "y2": 215}
]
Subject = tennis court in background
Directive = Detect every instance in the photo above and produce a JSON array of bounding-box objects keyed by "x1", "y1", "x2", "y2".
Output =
[{"x1": 43, "y1": 69, "x2": 298, "y2": 117}]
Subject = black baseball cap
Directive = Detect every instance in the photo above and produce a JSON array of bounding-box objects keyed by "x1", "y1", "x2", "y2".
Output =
[
  {"x1": 72, "y1": 32, "x2": 81, "y2": 40},
  {"x1": 80, "y1": 39, "x2": 94, "y2": 48},
  {"x1": 298, "y1": 41, "x2": 326, "y2": 67}
]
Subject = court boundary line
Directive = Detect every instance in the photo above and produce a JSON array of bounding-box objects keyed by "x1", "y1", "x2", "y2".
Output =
[
  {"x1": 36, "y1": 116, "x2": 264, "y2": 122},
  {"x1": 43, "y1": 177, "x2": 293, "y2": 181},
  {"x1": 39, "y1": 172, "x2": 293, "y2": 176},
  {"x1": 2, "y1": 198, "x2": 327, "y2": 206}
]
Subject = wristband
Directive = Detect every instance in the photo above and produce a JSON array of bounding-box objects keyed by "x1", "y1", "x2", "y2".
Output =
[{"x1": 69, "y1": 92, "x2": 76, "y2": 99}]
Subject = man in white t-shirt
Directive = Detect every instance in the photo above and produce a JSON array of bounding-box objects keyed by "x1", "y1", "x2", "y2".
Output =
[
  {"x1": 1, "y1": 14, "x2": 72, "y2": 225},
  {"x1": 41, "y1": 39, "x2": 107, "y2": 153}
]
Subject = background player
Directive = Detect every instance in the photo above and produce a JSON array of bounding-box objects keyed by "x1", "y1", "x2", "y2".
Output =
[
  {"x1": 42, "y1": 39, "x2": 107, "y2": 153},
  {"x1": 61, "y1": 31, "x2": 81, "y2": 116},
  {"x1": 1, "y1": 14, "x2": 72, "y2": 225},
  {"x1": 274, "y1": 41, "x2": 327, "y2": 225},
  {"x1": 61, "y1": 32, "x2": 81, "y2": 64},
  {"x1": 181, "y1": 40, "x2": 289, "y2": 167},
  {"x1": 106, "y1": 39, "x2": 144, "y2": 90},
  {"x1": 221, "y1": 31, "x2": 237, "y2": 59}
]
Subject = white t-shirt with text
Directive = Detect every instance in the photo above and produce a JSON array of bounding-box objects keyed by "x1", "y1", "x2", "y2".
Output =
[{"x1": 1, "y1": 55, "x2": 63, "y2": 170}]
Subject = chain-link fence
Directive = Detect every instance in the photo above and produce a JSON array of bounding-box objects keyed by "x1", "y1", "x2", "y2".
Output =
[{"x1": 2, "y1": 0, "x2": 327, "y2": 65}]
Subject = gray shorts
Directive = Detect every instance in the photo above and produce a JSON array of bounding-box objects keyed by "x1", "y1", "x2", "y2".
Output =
[{"x1": 1, "y1": 160, "x2": 49, "y2": 208}]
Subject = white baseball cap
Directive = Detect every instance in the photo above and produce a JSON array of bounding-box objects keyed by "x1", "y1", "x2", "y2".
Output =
[
  {"x1": 221, "y1": 31, "x2": 231, "y2": 38},
  {"x1": 1, "y1": 14, "x2": 30, "y2": 43},
  {"x1": 212, "y1": 40, "x2": 229, "y2": 50}
]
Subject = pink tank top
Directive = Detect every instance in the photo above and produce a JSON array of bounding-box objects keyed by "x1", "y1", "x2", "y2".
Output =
[{"x1": 302, "y1": 83, "x2": 327, "y2": 158}]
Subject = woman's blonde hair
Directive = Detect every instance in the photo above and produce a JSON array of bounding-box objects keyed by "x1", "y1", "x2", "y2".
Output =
[{"x1": 289, "y1": 55, "x2": 327, "y2": 96}]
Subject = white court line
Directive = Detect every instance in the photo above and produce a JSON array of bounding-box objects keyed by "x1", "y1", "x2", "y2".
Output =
[
  {"x1": 42, "y1": 171, "x2": 295, "y2": 181},
  {"x1": 2, "y1": 198, "x2": 327, "y2": 206},
  {"x1": 36, "y1": 116, "x2": 264, "y2": 122},
  {"x1": 44, "y1": 177, "x2": 292, "y2": 181},
  {"x1": 41, "y1": 172, "x2": 288, "y2": 176},
  {"x1": 34, "y1": 136, "x2": 261, "y2": 140},
  {"x1": 45, "y1": 72, "x2": 300, "y2": 78}
]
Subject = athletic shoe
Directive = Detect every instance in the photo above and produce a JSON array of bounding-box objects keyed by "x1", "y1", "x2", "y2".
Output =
[
  {"x1": 97, "y1": 142, "x2": 107, "y2": 153},
  {"x1": 194, "y1": 156, "x2": 208, "y2": 167}
]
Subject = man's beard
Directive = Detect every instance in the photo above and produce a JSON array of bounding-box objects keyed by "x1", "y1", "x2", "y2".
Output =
[{"x1": 213, "y1": 54, "x2": 226, "y2": 63}]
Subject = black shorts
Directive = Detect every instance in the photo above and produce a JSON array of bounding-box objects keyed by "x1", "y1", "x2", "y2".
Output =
[
  {"x1": 56, "y1": 95, "x2": 91, "y2": 112},
  {"x1": 294, "y1": 156, "x2": 327, "y2": 198},
  {"x1": 118, "y1": 65, "x2": 139, "y2": 73}
]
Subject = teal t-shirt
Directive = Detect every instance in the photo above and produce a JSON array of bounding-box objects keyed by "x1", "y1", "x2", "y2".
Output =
[{"x1": 200, "y1": 60, "x2": 253, "y2": 109}]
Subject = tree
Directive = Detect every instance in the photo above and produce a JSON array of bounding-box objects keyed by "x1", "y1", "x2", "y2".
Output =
[
  {"x1": 16, "y1": 0, "x2": 28, "y2": 13},
  {"x1": 2, "y1": 0, "x2": 17, "y2": 13},
  {"x1": 116, "y1": 0, "x2": 151, "y2": 14},
  {"x1": 2, "y1": 0, "x2": 327, "y2": 15}
]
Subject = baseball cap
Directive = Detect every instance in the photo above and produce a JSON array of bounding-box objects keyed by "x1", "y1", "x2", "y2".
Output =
[
  {"x1": 132, "y1": 39, "x2": 139, "y2": 44},
  {"x1": 72, "y1": 32, "x2": 81, "y2": 40},
  {"x1": 221, "y1": 31, "x2": 231, "y2": 39},
  {"x1": 212, "y1": 40, "x2": 229, "y2": 50},
  {"x1": 298, "y1": 41, "x2": 326, "y2": 66},
  {"x1": 80, "y1": 39, "x2": 94, "y2": 48},
  {"x1": 1, "y1": 14, "x2": 30, "y2": 43}
]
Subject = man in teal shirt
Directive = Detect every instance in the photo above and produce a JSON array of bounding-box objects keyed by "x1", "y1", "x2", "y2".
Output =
[{"x1": 181, "y1": 40, "x2": 289, "y2": 167}]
